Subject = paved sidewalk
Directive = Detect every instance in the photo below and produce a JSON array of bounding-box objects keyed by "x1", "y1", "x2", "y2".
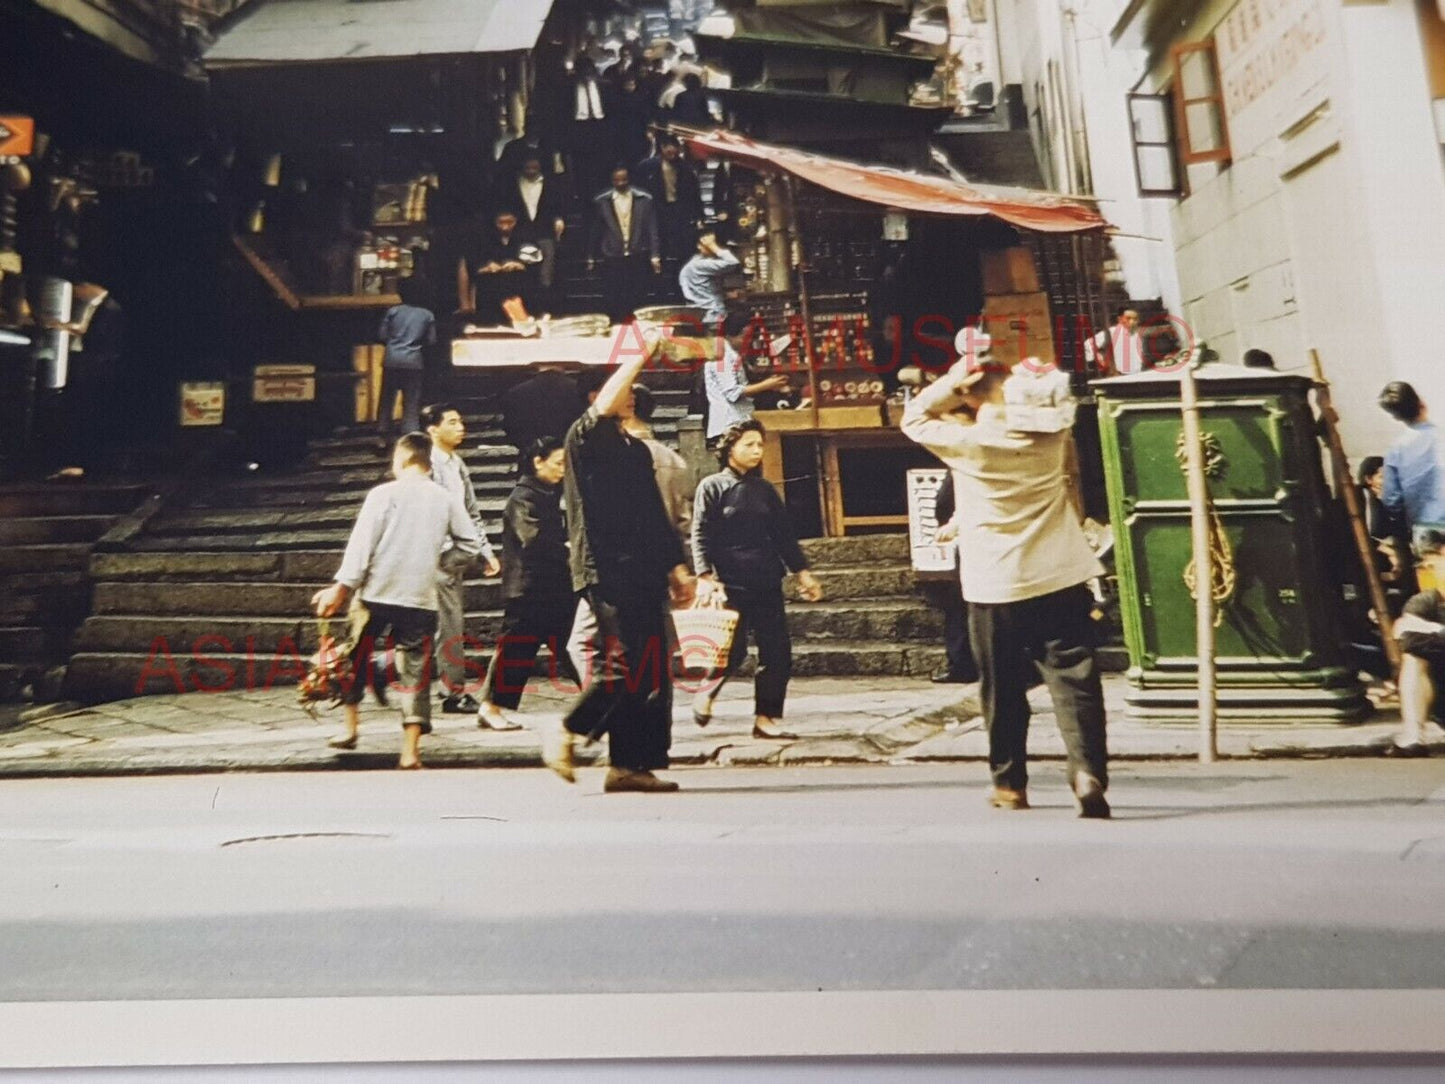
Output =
[{"x1": 0, "y1": 673, "x2": 1431, "y2": 777}]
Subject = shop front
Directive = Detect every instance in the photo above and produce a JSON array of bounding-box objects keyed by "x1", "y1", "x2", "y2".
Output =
[
  {"x1": 674, "y1": 129, "x2": 1112, "y2": 539},
  {"x1": 202, "y1": 0, "x2": 563, "y2": 432}
]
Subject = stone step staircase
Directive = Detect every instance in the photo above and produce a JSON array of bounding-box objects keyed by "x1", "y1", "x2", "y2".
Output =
[
  {"x1": 0, "y1": 483, "x2": 150, "y2": 701},
  {"x1": 68, "y1": 399, "x2": 948, "y2": 705},
  {"x1": 68, "y1": 533, "x2": 945, "y2": 701}
]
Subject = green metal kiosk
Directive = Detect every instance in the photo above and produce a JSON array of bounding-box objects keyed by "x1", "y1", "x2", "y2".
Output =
[{"x1": 1092, "y1": 361, "x2": 1370, "y2": 722}]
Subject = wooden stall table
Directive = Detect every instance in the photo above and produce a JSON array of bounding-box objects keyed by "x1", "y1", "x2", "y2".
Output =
[{"x1": 755, "y1": 405, "x2": 913, "y2": 537}]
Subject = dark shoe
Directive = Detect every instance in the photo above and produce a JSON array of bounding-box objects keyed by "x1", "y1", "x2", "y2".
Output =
[
  {"x1": 989, "y1": 786, "x2": 1030, "y2": 810},
  {"x1": 327, "y1": 734, "x2": 358, "y2": 751},
  {"x1": 931, "y1": 670, "x2": 976, "y2": 684},
  {"x1": 603, "y1": 768, "x2": 679, "y2": 793},
  {"x1": 1071, "y1": 772, "x2": 1111, "y2": 819},
  {"x1": 441, "y1": 693, "x2": 480, "y2": 714},
  {"x1": 752, "y1": 723, "x2": 798, "y2": 741}
]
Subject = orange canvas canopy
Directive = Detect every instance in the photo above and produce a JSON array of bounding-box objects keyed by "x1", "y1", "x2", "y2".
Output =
[{"x1": 682, "y1": 129, "x2": 1107, "y2": 235}]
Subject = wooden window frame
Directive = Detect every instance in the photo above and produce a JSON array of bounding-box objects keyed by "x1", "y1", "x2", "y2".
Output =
[
  {"x1": 1170, "y1": 39, "x2": 1232, "y2": 166},
  {"x1": 1127, "y1": 89, "x2": 1183, "y2": 198}
]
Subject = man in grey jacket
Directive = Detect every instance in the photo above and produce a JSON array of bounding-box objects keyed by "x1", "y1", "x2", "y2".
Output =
[
  {"x1": 422, "y1": 403, "x2": 501, "y2": 713},
  {"x1": 312, "y1": 432, "x2": 482, "y2": 769}
]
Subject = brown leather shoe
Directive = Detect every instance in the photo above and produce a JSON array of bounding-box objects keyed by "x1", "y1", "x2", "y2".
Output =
[
  {"x1": 1072, "y1": 772, "x2": 1111, "y2": 819},
  {"x1": 603, "y1": 768, "x2": 680, "y2": 793},
  {"x1": 542, "y1": 729, "x2": 576, "y2": 783},
  {"x1": 989, "y1": 786, "x2": 1030, "y2": 810}
]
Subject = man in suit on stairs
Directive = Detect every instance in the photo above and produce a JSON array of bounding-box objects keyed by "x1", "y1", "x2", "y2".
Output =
[
  {"x1": 589, "y1": 165, "x2": 661, "y2": 323},
  {"x1": 497, "y1": 153, "x2": 571, "y2": 314}
]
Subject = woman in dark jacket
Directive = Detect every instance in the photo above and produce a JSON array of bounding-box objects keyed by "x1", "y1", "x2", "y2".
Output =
[
  {"x1": 690, "y1": 419, "x2": 823, "y2": 739},
  {"x1": 477, "y1": 435, "x2": 576, "y2": 729}
]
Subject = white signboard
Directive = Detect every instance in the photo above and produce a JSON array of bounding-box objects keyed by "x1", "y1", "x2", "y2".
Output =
[
  {"x1": 907, "y1": 468, "x2": 955, "y2": 575},
  {"x1": 1214, "y1": 0, "x2": 1330, "y2": 156},
  {"x1": 252, "y1": 364, "x2": 316, "y2": 403},
  {"x1": 179, "y1": 382, "x2": 226, "y2": 427}
]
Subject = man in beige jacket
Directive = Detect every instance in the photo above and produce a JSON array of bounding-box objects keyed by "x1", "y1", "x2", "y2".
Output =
[{"x1": 902, "y1": 357, "x2": 1110, "y2": 818}]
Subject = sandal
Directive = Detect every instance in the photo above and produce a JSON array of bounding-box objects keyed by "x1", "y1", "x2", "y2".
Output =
[{"x1": 397, "y1": 760, "x2": 425, "y2": 770}]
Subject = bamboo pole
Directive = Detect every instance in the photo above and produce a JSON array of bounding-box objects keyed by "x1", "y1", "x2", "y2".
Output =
[
  {"x1": 1310, "y1": 349, "x2": 1400, "y2": 673},
  {"x1": 1179, "y1": 359, "x2": 1218, "y2": 762}
]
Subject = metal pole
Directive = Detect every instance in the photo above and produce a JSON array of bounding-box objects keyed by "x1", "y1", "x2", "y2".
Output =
[
  {"x1": 1180, "y1": 359, "x2": 1218, "y2": 762},
  {"x1": 1310, "y1": 348, "x2": 1400, "y2": 673},
  {"x1": 783, "y1": 175, "x2": 821, "y2": 430}
]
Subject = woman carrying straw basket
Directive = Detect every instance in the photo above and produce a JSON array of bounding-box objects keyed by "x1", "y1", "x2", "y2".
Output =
[{"x1": 690, "y1": 420, "x2": 823, "y2": 739}]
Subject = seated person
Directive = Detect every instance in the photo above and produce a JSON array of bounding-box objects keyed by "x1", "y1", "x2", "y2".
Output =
[
  {"x1": 1392, "y1": 527, "x2": 1445, "y2": 755},
  {"x1": 457, "y1": 210, "x2": 535, "y2": 324}
]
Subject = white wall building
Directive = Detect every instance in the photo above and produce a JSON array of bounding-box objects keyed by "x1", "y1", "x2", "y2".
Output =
[{"x1": 1109, "y1": 0, "x2": 1445, "y2": 459}]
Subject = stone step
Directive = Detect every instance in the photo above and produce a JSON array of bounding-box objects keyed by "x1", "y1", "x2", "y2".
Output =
[
  {"x1": 146, "y1": 500, "x2": 507, "y2": 536},
  {"x1": 131, "y1": 530, "x2": 358, "y2": 553},
  {"x1": 312, "y1": 446, "x2": 521, "y2": 470},
  {"x1": 0, "y1": 543, "x2": 95, "y2": 574},
  {"x1": 65, "y1": 635, "x2": 951, "y2": 701},
  {"x1": 223, "y1": 463, "x2": 514, "y2": 492},
  {"x1": 73, "y1": 596, "x2": 945, "y2": 655},
  {"x1": 91, "y1": 550, "x2": 341, "y2": 582},
  {"x1": 93, "y1": 538, "x2": 916, "y2": 583},
  {"x1": 0, "y1": 571, "x2": 91, "y2": 624},
  {"x1": 0, "y1": 625, "x2": 74, "y2": 662},
  {"x1": 309, "y1": 411, "x2": 686, "y2": 453},
  {"x1": 798, "y1": 534, "x2": 910, "y2": 565},
  {"x1": 789, "y1": 640, "x2": 948, "y2": 679},
  {"x1": 90, "y1": 579, "x2": 507, "y2": 617},
  {"x1": 0, "y1": 515, "x2": 119, "y2": 545},
  {"x1": 0, "y1": 484, "x2": 148, "y2": 519},
  {"x1": 792, "y1": 565, "x2": 920, "y2": 602},
  {"x1": 188, "y1": 479, "x2": 517, "y2": 511}
]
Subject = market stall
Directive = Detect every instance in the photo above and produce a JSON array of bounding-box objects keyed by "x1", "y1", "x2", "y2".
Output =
[{"x1": 676, "y1": 128, "x2": 1112, "y2": 538}]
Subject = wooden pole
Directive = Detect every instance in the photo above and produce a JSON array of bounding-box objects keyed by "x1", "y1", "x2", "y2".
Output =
[
  {"x1": 1310, "y1": 348, "x2": 1401, "y2": 673},
  {"x1": 1179, "y1": 360, "x2": 1218, "y2": 762}
]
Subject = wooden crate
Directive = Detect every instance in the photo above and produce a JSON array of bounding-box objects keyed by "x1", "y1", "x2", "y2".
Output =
[
  {"x1": 755, "y1": 405, "x2": 885, "y2": 432},
  {"x1": 982, "y1": 290, "x2": 1056, "y2": 369},
  {"x1": 981, "y1": 246, "x2": 1042, "y2": 295}
]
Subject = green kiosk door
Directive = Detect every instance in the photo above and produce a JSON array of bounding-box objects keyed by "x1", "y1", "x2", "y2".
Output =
[{"x1": 1093, "y1": 362, "x2": 1369, "y2": 722}]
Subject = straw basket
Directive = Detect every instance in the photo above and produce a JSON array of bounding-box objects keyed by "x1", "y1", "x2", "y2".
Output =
[{"x1": 672, "y1": 605, "x2": 740, "y2": 671}]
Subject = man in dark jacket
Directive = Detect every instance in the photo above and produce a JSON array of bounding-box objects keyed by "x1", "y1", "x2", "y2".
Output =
[
  {"x1": 589, "y1": 165, "x2": 661, "y2": 323},
  {"x1": 476, "y1": 435, "x2": 577, "y2": 730},
  {"x1": 497, "y1": 153, "x2": 572, "y2": 313},
  {"x1": 547, "y1": 332, "x2": 696, "y2": 792},
  {"x1": 926, "y1": 472, "x2": 979, "y2": 684},
  {"x1": 633, "y1": 135, "x2": 703, "y2": 271},
  {"x1": 458, "y1": 210, "x2": 534, "y2": 324}
]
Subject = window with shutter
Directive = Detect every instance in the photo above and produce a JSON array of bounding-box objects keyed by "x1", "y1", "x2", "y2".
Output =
[
  {"x1": 1127, "y1": 91, "x2": 1183, "y2": 197},
  {"x1": 1171, "y1": 40, "x2": 1232, "y2": 166}
]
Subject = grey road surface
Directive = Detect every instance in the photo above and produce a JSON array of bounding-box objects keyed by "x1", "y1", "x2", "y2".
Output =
[{"x1": 0, "y1": 761, "x2": 1442, "y2": 1001}]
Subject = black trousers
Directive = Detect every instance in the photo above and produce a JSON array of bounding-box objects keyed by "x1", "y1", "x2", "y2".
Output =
[
  {"x1": 563, "y1": 584, "x2": 673, "y2": 772},
  {"x1": 480, "y1": 594, "x2": 580, "y2": 710},
  {"x1": 705, "y1": 583, "x2": 792, "y2": 718},
  {"x1": 342, "y1": 601, "x2": 438, "y2": 733},
  {"x1": 967, "y1": 583, "x2": 1108, "y2": 792},
  {"x1": 600, "y1": 255, "x2": 652, "y2": 323},
  {"x1": 921, "y1": 574, "x2": 978, "y2": 681}
]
